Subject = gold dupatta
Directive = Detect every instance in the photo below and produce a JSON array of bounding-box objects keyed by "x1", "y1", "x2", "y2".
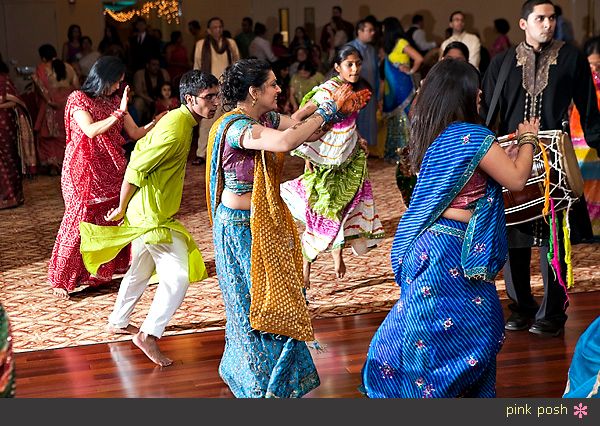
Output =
[
  {"x1": 206, "y1": 110, "x2": 314, "y2": 341},
  {"x1": 250, "y1": 149, "x2": 314, "y2": 341}
]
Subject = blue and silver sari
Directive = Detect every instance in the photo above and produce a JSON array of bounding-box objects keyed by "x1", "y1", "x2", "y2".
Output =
[
  {"x1": 362, "y1": 122, "x2": 507, "y2": 398},
  {"x1": 207, "y1": 111, "x2": 320, "y2": 398}
]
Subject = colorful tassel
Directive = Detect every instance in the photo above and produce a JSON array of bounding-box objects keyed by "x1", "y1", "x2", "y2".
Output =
[
  {"x1": 539, "y1": 141, "x2": 551, "y2": 221},
  {"x1": 562, "y1": 207, "x2": 574, "y2": 289},
  {"x1": 548, "y1": 198, "x2": 570, "y2": 309}
]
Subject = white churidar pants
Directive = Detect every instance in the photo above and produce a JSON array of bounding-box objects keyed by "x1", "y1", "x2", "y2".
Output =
[{"x1": 108, "y1": 230, "x2": 190, "y2": 338}]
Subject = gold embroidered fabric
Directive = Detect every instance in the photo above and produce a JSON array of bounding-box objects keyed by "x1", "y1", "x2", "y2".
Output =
[
  {"x1": 249, "y1": 149, "x2": 314, "y2": 342},
  {"x1": 516, "y1": 40, "x2": 563, "y2": 98}
]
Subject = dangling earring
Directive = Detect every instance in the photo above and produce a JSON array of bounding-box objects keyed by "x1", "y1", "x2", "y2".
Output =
[{"x1": 251, "y1": 96, "x2": 257, "y2": 107}]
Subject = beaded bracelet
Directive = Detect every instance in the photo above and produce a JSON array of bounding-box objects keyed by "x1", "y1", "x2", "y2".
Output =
[
  {"x1": 314, "y1": 100, "x2": 338, "y2": 124},
  {"x1": 110, "y1": 109, "x2": 127, "y2": 120},
  {"x1": 517, "y1": 135, "x2": 540, "y2": 155}
]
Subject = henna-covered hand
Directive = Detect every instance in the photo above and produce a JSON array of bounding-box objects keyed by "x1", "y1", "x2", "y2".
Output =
[
  {"x1": 338, "y1": 88, "x2": 372, "y2": 115},
  {"x1": 331, "y1": 83, "x2": 354, "y2": 113}
]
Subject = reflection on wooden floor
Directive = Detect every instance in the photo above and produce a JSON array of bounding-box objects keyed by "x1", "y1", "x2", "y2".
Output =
[{"x1": 14, "y1": 291, "x2": 599, "y2": 398}]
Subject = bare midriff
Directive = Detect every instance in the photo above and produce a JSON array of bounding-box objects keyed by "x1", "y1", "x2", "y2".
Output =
[{"x1": 221, "y1": 189, "x2": 252, "y2": 211}]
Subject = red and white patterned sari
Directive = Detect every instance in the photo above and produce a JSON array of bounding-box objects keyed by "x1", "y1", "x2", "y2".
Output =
[{"x1": 47, "y1": 91, "x2": 130, "y2": 292}]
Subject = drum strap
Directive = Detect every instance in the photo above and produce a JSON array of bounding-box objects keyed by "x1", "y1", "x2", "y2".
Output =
[{"x1": 485, "y1": 47, "x2": 516, "y2": 128}]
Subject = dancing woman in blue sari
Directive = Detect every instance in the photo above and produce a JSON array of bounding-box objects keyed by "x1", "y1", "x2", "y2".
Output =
[
  {"x1": 362, "y1": 59, "x2": 539, "y2": 398},
  {"x1": 206, "y1": 59, "x2": 361, "y2": 398}
]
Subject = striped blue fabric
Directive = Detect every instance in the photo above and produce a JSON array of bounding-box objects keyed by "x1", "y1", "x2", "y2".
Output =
[
  {"x1": 362, "y1": 218, "x2": 505, "y2": 398},
  {"x1": 390, "y1": 122, "x2": 507, "y2": 284},
  {"x1": 361, "y1": 122, "x2": 509, "y2": 398}
]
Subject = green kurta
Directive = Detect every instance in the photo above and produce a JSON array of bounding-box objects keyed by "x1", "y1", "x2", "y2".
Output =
[{"x1": 80, "y1": 105, "x2": 208, "y2": 283}]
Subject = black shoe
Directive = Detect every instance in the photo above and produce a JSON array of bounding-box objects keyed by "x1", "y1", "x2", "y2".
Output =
[
  {"x1": 528, "y1": 320, "x2": 564, "y2": 337},
  {"x1": 505, "y1": 312, "x2": 531, "y2": 331}
]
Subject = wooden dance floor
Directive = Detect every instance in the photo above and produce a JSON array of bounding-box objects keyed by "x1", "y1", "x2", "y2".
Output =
[
  {"x1": 13, "y1": 291, "x2": 599, "y2": 398},
  {"x1": 3, "y1": 153, "x2": 599, "y2": 398}
]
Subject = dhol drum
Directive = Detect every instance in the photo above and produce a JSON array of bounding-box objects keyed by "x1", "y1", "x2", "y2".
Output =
[{"x1": 499, "y1": 130, "x2": 584, "y2": 225}]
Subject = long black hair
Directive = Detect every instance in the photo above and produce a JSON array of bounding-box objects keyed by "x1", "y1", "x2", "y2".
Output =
[
  {"x1": 38, "y1": 44, "x2": 66, "y2": 82},
  {"x1": 220, "y1": 59, "x2": 272, "y2": 111},
  {"x1": 382, "y1": 17, "x2": 405, "y2": 55},
  {"x1": 409, "y1": 59, "x2": 482, "y2": 172},
  {"x1": 80, "y1": 56, "x2": 126, "y2": 98}
]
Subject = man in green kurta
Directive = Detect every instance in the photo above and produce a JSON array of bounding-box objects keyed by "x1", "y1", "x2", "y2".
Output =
[{"x1": 80, "y1": 70, "x2": 220, "y2": 366}]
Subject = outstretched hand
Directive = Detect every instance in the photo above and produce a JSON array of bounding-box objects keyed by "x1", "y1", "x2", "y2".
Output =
[{"x1": 119, "y1": 85, "x2": 131, "y2": 111}]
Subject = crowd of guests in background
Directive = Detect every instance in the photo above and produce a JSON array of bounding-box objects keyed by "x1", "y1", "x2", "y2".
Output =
[
  {"x1": 0, "y1": 3, "x2": 589, "y2": 206},
  {"x1": 1, "y1": 0, "x2": 599, "y2": 399}
]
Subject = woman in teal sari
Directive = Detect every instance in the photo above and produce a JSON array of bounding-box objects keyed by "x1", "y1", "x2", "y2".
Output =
[
  {"x1": 206, "y1": 59, "x2": 360, "y2": 398},
  {"x1": 362, "y1": 59, "x2": 539, "y2": 398}
]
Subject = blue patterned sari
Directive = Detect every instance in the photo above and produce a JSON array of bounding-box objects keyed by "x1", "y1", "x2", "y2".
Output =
[
  {"x1": 207, "y1": 111, "x2": 320, "y2": 398},
  {"x1": 362, "y1": 122, "x2": 507, "y2": 398}
]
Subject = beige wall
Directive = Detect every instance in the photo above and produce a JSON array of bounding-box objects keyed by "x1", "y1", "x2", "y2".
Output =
[{"x1": 1, "y1": 0, "x2": 597, "y2": 72}]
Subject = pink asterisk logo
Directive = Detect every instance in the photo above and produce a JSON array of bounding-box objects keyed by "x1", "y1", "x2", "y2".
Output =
[{"x1": 573, "y1": 403, "x2": 588, "y2": 419}]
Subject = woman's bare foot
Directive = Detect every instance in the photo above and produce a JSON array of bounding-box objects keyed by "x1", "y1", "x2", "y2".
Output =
[
  {"x1": 106, "y1": 324, "x2": 139, "y2": 335},
  {"x1": 332, "y1": 249, "x2": 346, "y2": 279},
  {"x1": 133, "y1": 332, "x2": 173, "y2": 367},
  {"x1": 303, "y1": 259, "x2": 312, "y2": 287},
  {"x1": 52, "y1": 288, "x2": 70, "y2": 299}
]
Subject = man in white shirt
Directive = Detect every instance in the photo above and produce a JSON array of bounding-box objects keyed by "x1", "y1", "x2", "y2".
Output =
[
  {"x1": 193, "y1": 17, "x2": 240, "y2": 164},
  {"x1": 440, "y1": 11, "x2": 481, "y2": 69},
  {"x1": 249, "y1": 22, "x2": 277, "y2": 63}
]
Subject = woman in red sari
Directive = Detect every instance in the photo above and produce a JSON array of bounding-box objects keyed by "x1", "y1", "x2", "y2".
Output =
[
  {"x1": 48, "y1": 56, "x2": 164, "y2": 299},
  {"x1": 0, "y1": 58, "x2": 25, "y2": 209},
  {"x1": 32, "y1": 44, "x2": 79, "y2": 175}
]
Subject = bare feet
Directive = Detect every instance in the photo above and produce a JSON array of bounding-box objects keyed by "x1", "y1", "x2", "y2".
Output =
[
  {"x1": 332, "y1": 249, "x2": 346, "y2": 279},
  {"x1": 303, "y1": 259, "x2": 312, "y2": 288},
  {"x1": 52, "y1": 288, "x2": 70, "y2": 300},
  {"x1": 106, "y1": 324, "x2": 139, "y2": 335},
  {"x1": 133, "y1": 332, "x2": 173, "y2": 367}
]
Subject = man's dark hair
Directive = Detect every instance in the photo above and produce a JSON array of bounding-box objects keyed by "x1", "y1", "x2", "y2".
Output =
[
  {"x1": 207, "y1": 17, "x2": 223, "y2": 29},
  {"x1": 188, "y1": 20, "x2": 201, "y2": 30},
  {"x1": 521, "y1": 0, "x2": 554, "y2": 20},
  {"x1": 494, "y1": 18, "x2": 510, "y2": 34},
  {"x1": 254, "y1": 22, "x2": 267, "y2": 37},
  {"x1": 412, "y1": 14, "x2": 424, "y2": 25},
  {"x1": 242, "y1": 17, "x2": 253, "y2": 26},
  {"x1": 333, "y1": 6, "x2": 342, "y2": 14},
  {"x1": 179, "y1": 70, "x2": 219, "y2": 103},
  {"x1": 449, "y1": 11, "x2": 464, "y2": 22},
  {"x1": 356, "y1": 19, "x2": 372, "y2": 34}
]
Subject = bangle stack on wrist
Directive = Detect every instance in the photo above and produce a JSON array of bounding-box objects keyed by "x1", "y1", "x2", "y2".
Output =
[
  {"x1": 314, "y1": 100, "x2": 338, "y2": 124},
  {"x1": 111, "y1": 109, "x2": 127, "y2": 120},
  {"x1": 517, "y1": 132, "x2": 540, "y2": 154}
]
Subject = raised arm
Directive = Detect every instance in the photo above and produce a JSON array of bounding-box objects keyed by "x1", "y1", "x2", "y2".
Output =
[
  {"x1": 242, "y1": 84, "x2": 354, "y2": 152},
  {"x1": 478, "y1": 118, "x2": 538, "y2": 191}
]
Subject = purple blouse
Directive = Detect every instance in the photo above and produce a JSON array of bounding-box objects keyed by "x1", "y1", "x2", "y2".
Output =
[{"x1": 222, "y1": 111, "x2": 280, "y2": 195}]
